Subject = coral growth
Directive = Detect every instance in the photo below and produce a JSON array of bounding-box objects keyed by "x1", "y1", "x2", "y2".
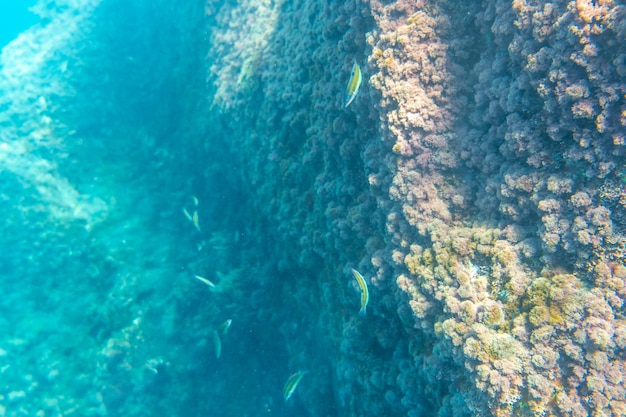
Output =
[
  {"x1": 205, "y1": 0, "x2": 626, "y2": 415},
  {"x1": 363, "y1": 0, "x2": 626, "y2": 416}
]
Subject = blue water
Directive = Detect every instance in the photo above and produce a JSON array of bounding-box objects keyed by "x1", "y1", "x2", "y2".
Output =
[
  {"x1": 0, "y1": 2, "x2": 38, "y2": 49},
  {"x1": 0, "y1": 1, "x2": 316, "y2": 416}
]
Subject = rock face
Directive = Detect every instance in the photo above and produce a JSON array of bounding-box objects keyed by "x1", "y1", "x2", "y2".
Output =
[
  {"x1": 205, "y1": 1, "x2": 625, "y2": 416},
  {"x1": 0, "y1": 0, "x2": 623, "y2": 416}
]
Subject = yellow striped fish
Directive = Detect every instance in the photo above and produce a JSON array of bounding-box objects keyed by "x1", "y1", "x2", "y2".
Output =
[
  {"x1": 283, "y1": 370, "x2": 306, "y2": 401},
  {"x1": 351, "y1": 268, "x2": 369, "y2": 316},
  {"x1": 343, "y1": 60, "x2": 362, "y2": 108}
]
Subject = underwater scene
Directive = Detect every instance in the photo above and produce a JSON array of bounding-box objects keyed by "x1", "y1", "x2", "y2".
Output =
[{"x1": 0, "y1": 0, "x2": 624, "y2": 416}]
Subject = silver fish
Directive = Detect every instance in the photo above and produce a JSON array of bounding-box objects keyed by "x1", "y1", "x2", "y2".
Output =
[
  {"x1": 194, "y1": 275, "x2": 216, "y2": 289},
  {"x1": 218, "y1": 319, "x2": 232, "y2": 336},
  {"x1": 212, "y1": 330, "x2": 221, "y2": 359}
]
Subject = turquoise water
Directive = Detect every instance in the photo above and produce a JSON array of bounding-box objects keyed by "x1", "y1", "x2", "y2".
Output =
[
  {"x1": 0, "y1": 1, "x2": 325, "y2": 416},
  {"x1": 0, "y1": 2, "x2": 38, "y2": 48}
]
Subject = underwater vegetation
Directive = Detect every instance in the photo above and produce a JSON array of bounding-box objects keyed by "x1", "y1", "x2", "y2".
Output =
[{"x1": 0, "y1": 0, "x2": 623, "y2": 417}]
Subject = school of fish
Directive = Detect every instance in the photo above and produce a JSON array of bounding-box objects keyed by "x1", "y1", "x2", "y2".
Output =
[{"x1": 188, "y1": 62, "x2": 367, "y2": 401}]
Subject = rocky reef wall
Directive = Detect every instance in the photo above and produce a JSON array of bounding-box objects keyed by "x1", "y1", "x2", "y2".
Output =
[{"x1": 205, "y1": 1, "x2": 625, "y2": 416}]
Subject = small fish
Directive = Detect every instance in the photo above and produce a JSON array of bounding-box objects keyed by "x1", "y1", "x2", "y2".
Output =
[
  {"x1": 145, "y1": 364, "x2": 158, "y2": 374},
  {"x1": 144, "y1": 357, "x2": 163, "y2": 374},
  {"x1": 192, "y1": 195, "x2": 199, "y2": 207},
  {"x1": 344, "y1": 60, "x2": 362, "y2": 108},
  {"x1": 218, "y1": 319, "x2": 232, "y2": 336},
  {"x1": 283, "y1": 371, "x2": 307, "y2": 401},
  {"x1": 192, "y1": 210, "x2": 201, "y2": 232},
  {"x1": 212, "y1": 330, "x2": 221, "y2": 359},
  {"x1": 194, "y1": 274, "x2": 216, "y2": 289},
  {"x1": 351, "y1": 268, "x2": 369, "y2": 316},
  {"x1": 182, "y1": 207, "x2": 193, "y2": 222}
]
